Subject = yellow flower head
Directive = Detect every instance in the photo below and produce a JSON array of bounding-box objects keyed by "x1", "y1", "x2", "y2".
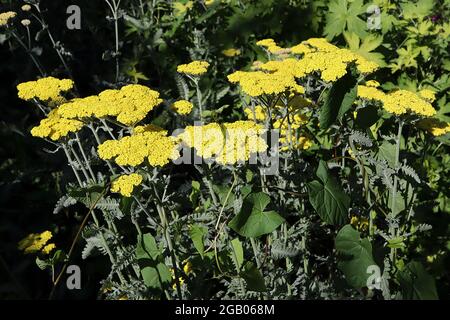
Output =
[
  {"x1": 365, "y1": 80, "x2": 380, "y2": 88},
  {"x1": 0, "y1": 11, "x2": 16, "y2": 27},
  {"x1": 222, "y1": 48, "x2": 241, "y2": 57},
  {"x1": 42, "y1": 243, "x2": 56, "y2": 255},
  {"x1": 31, "y1": 109, "x2": 83, "y2": 141},
  {"x1": 21, "y1": 5, "x2": 32, "y2": 12},
  {"x1": 382, "y1": 90, "x2": 436, "y2": 117},
  {"x1": 419, "y1": 89, "x2": 436, "y2": 103},
  {"x1": 177, "y1": 61, "x2": 210, "y2": 76},
  {"x1": 183, "y1": 261, "x2": 193, "y2": 274},
  {"x1": 244, "y1": 105, "x2": 266, "y2": 122},
  {"x1": 18, "y1": 231, "x2": 53, "y2": 254},
  {"x1": 418, "y1": 118, "x2": 450, "y2": 136},
  {"x1": 256, "y1": 38, "x2": 277, "y2": 48},
  {"x1": 98, "y1": 125, "x2": 179, "y2": 167},
  {"x1": 58, "y1": 84, "x2": 162, "y2": 126},
  {"x1": 179, "y1": 120, "x2": 267, "y2": 165},
  {"x1": 171, "y1": 100, "x2": 193, "y2": 115},
  {"x1": 111, "y1": 173, "x2": 143, "y2": 197},
  {"x1": 17, "y1": 77, "x2": 74, "y2": 103}
]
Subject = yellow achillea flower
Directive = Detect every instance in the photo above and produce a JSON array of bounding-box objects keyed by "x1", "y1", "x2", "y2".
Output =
[
  {"x1": 365, "y1": 80, "x2": 380, "y2": 88},
  {"x1": 42, "y1": 243, "x2": 56, "y2": 255},
  {"x1": 179, "y1": 120, "x2": 267, "y2": 165},
  {"x1": 177, "y1": 61, "x2": 210, "y2": 76},
  {"x1": 222, "y1": 48, "x2": 241, "y2": 57},
  {"x1": 17, "y1": 77, "x2": 74, "y2": 102},
  {"x1": 18, "y1": 231, "x2": 53, "y2": 254},
  {"x1": 0, "y1": 11, "x2": 16, "y2": 26},
  {"x1": 358, "y1": 86, "x2": 436, "y2": 117},
  {"x1": 171, "y1": 100, "x2": 193, "y2": 115},
  {"x1": 228, "y1": 69, "x2": 304, "y2": 97},
  {"x1": 382, "y1": 90, "x2": 436, "y2": 117},
  {"x1": 21, "y1": 5, "x2": 32, "y2": 12},
  {"x1": 357, "y1": 85, "x2": 386, "y2": 103},
  {"x1": 111, "y1": 173, "x2": 143, "y2": 197},
  {"x1": 98, "y1": 125, "x2": 179, "y2": 167},
  {"x1": 58, "y1": 84, "x2": 162, "y2": 126},
  {"x1": 350, "y1": 215, "x2": 369, "y2": 232},
  {"x1": 288, "y1": 38, "x2": 378, "y2": 82},
  {"x1": 418, "y1": 118, "x2": 450, "y2": 136},
  {"x1": 31, "y1": 109, "x2": 83, "y2": 141},
  {"x1": 231, "y1": 38, "x2": 378, "y2": 96},
  {"x1": 419, "y1": 89, "x2": 436, "y2": 103},
  {"x1": 244, "y1": 105, "x2": 266, "y2": 122},
  {"x1": 183, "y1": 261, "x2": 193, "y2": 274}
]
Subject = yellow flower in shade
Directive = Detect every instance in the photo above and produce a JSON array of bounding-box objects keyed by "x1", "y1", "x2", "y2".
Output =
[
  {"x1": 244, "y1": 105, "x2": 266, "y2": 122},
  {"x1": 111, "y1": 173, "x2": 143, "y2": 197},
  {"x1": 170, "y1": 268, "x2": 185, "y2": 289},
  {"x1": 177, "y1": 61, "x2": 210, "y2": 76},
  {"x1": 21, "y1": 5, "x2": 32, "y2": 12},
  {"x1": 17, "y1": 77, "x2": 74, "y2": 103},
  {"x1": 256, "y1": 38, "x2": 277, "y2": 48},
  {"x1": 365, "y1": 80, "x2": 380, "y2": 88},
  {"x1": 179, "y1": 120, "x2": 267, "y2": 165},
  {"x1": 171, "y1": 100, "x2": 193, "y2": 115},
  {"x1": 222, "y1": 48, "x2": 241, "y2": 57},
  {"x1": 31, "y1": 109, "x2": 83, "y2": 141},
  {"x1": 42, "y1": 243, "x2": 56, "y2": 255},
  {"x1": 183, "y1": 261, "x2": 193, "y2": 274},
  {"x1": 18, "y1": 231, "x2": 53, "y2": 254},
  {"x1": 350, "y1": 216, "x2": 369, "y2": 232},
  {"x1": 0, "y1": 11, "x2": 16, "y2": 26},
  {"x1": 418, "y1": 118, "x2": 450, "y2": 136},
  {"x1": 98, "y1": 125, "x2": 179, "y2": 167},
  {"x1": 58, "y1": 84, "x2": 162, "y2": 126},
  {"x1": 419, "y1": 89, "x2": 436, "y2": 103},
  {"x1": 21, "y1": 19, "x2": 31, "y2": 27}
]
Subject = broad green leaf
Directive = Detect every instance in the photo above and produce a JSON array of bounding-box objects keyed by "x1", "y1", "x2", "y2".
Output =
[
  {"x1": 397, "y1": 261, "x2": 438, "y2": 300},
  {"x1": 240, "y1": 261, "x2": 266, "y2": 292},
  {"x1": 141, "y1": 262, "x2": 172, "y2": 289},
  {"x1": 136, "y1": 233, "x2": 171, "y2": 289},
  {"x1": 136, "y1": 233, "x2": 159, "y2": 261},
  {"x1": 324, "y1": 0, "x2": 367, "y2": 40},
  {"x1": 320, "y1": 72, "x2": 358, "y2": 129},
  {"x1": 335, "y1": 225, "x2": 377, "y2": 288},
  {"x1": 189, "y1": 224, "x2": 207, "y2": 258},
  {"x1": 229, "y1": 192, "x2": 284, "y2": 238},
  {"x1": 307, "y1": 161, "x2": 349, "y2": 225}
]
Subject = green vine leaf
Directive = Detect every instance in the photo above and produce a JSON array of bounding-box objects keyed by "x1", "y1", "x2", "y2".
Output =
[
  {"x1": 307, "y1": 161, "x2": 349, "y2": 225},
  {"x1": 335, "y1": 225, "x2": 377, "y2": 288},
  {"x1": 228, "y1": 192, "x2": 284, "y2": 238}
]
